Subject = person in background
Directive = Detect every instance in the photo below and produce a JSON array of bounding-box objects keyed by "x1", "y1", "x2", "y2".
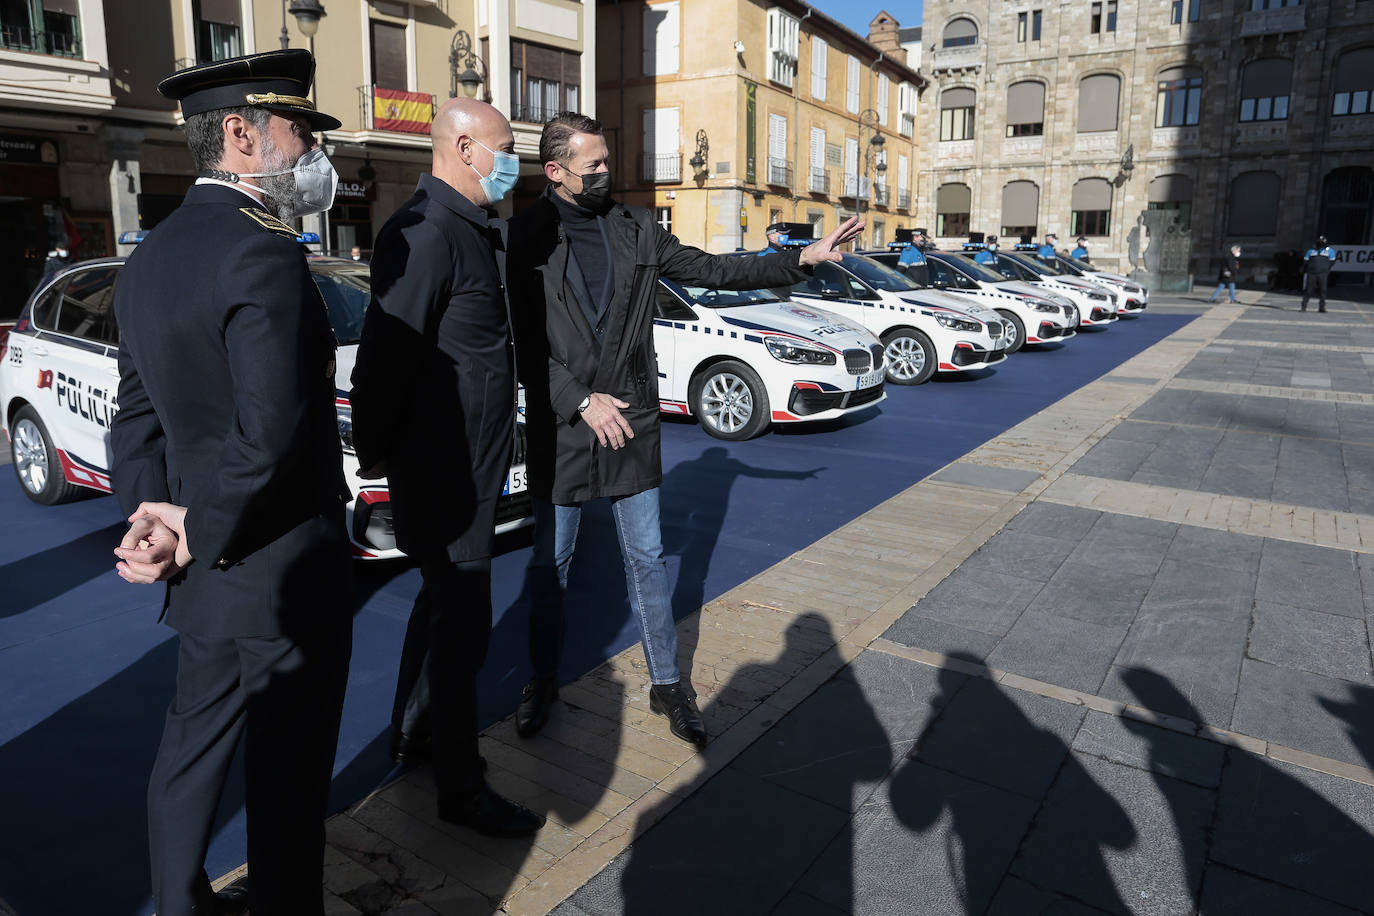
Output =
[
  {"x1": 898, "y1": 227, "x2": 929, "y2": 286},
  {"x1": 1301, "y1": 235, "x2": 1336, "y2": 313},
  {"x1": 349, "y1": 244, "x2": 363, "y2": 261},
  {"x1": 1209, "y1": 245, "x2": 1241, "y2": 303},
  {"x1": 1071, "y1": 237, "x2": 1090, "y2": 261},
  {"x1": 1037, "y1": 233, "x2": 1058, "y2": 260},
  {"x1": 764, "y1": 222, "x2": 790, "y2": 251},
  {"x1": 974, "y1": 235, "x2": 999, "y2": 266},
  {"x1": 39, "y1": 241, "x2": 70, "y2": 287}
]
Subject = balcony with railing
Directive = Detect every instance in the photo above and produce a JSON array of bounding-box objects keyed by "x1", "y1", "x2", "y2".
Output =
[
  {"x1": 0, "y1": 20, "x2": 81, "y2": 58},
  {"x1": 512, "y1": 103, "x2": 556, "y2": 125},
  {"x1": 897, "y1": 191, "x2": 911, "y2": 211},
  {"x1": 930, "y1": 44, "x2": 982, "y2": 73},
  {"x1": 841, "y1": 174, "x2": 871, "y2": 201},
  {"x1": 0, "y1": 12, "x2": 112, "y2": 113},
  {"x1": 872, "y1": 185, "x2": 889, "y2": 207},
  {"x1": 357, "y1": 85, "x2": 436, "y2": 136},
  {"x1": 1240, "y1": 4, "x2": 1305, "y2": 36},
  {"x1": 642, "y1": 152, "x2": 681, "y2": 183},
  {"x1": 767, "y1": 157, "x2": 793, "y2": 188},
  {"x1": 808, "y1": 168, "x2": 830, "y2": 195}
]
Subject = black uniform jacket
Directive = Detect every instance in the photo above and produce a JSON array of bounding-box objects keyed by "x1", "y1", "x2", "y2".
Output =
[
  {"x1": 110, "y1": 182, "x2": 351, "y2": 639},
  {"x1": 349, "y1": 174, "x2": 515, "y2": 562},
  {"x1": 509, "y1": 187, "x2": 810, "y2": 505}
]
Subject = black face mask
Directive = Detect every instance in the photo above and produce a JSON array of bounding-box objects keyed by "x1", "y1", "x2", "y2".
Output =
[{"x1": 571, "y1": 170, "x2": 613, "y2": 211}]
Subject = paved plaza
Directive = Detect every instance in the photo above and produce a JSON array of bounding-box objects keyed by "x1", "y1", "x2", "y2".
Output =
[{"x1": 288, "y1": 290, "x2": 1374, "y2": 915}]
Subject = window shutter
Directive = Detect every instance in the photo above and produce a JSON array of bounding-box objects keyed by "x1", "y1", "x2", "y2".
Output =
[
  {"x1": 199, "y1": 0, "x2": 241, "y2": 25},
  {"x1": 1336, "y1": 48, "x2": 1374, "y2": 92},
  {"x1": 370, "y1": 20, "x2": 408, "y2": 91},
  {"x1": 811, "y1": 36, "x2": 827, "y2": 100},
  {"x1": 1242, "y1": 59, "x2": 1292, "y2": 98},
  {"x1": 877, "y1": 76, "x2": 890, "y2": 125},
  {"x1": 1007, "y1": 81, "x2": 1045, "y2": 124},
  {"x1": 644, "y1": 2, "x2": 680, "y2": 76},
  {"x1": 937, "y1": 183, "x2": 971, "y2": 212},
  {"x1": 897, "y1": 154, "x2": 909, "y2": 193},
  {"x1": 810, "y1": 126, "x2": 825, "y2": 170},
  {"x1": 941, "y1": 87, "x2": 975, "y2": 110},
  {"x1": 1071, "y1": 178, "x2": 1112, "y2": 211},
  {"x1": 844, "y1": 135, "x2": 858, "y2": 194},
  {"x1": 1077, "y1": 74, "x2": 1121, "y2": 132},
  {"x1": 846, "y1": 55, "x2": 860, "y2": 113},
  {"x1": 1001, "y1": 181, "x2": 1039, "y2": 226},
  {"x1": 1148, "y1": 174, "x2": 1193, "y2": 203},
  {"x1": 943, "y1": 18, "x2": 977, "y2": 43},
  {"x1": 769, "y1": 114, "x2": 787, "y2": 161},
  {"x1": 644, "y1": 107, "x2": 680, "y2": 154}
]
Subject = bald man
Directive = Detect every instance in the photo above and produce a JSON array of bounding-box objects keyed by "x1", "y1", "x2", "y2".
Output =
[{"x1": 350, "y1": 99, "x2": 542, "y2": 836}]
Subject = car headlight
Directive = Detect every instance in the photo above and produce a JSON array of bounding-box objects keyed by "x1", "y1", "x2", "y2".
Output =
[
  {"x1": 934, "y1": 313, "x2": 982, "y2": 332},
  {"x1": 1032, "y1": 302, "x2": 1059, "y2": 312},
  {"x1": 765, "y1": 336, "x2": 836, "y2": 365},
  {"x1": 1088, "y1": 291, "x2": 1108, "y2": 301},
  {"x1": 337, "y1": 403, "x2": 354, "y2": 454}
]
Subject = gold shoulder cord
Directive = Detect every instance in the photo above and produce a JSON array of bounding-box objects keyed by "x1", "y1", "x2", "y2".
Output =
[{"x1": 238, "y1": 208, "x2": 299, "y2": 239}]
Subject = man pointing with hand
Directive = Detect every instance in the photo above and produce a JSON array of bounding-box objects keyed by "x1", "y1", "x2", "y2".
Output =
[{"x1": 509, "y1": 112, "x2": 862, "y2": 748}]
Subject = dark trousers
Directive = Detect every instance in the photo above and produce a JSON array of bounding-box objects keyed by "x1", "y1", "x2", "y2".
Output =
[
  {"x1": 1302, "y1": 273, "x2": 1329, "y2": 310},
  {"x1": 148, "y1": 622, "x2": 351, "y2": 916},
  {"x1": 390, "y1": 557, "x2": 492, "y2": 798}
]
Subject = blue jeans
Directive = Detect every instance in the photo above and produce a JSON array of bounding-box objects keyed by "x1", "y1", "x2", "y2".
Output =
[
  {"x1": 1209, "y1": 281, "x2": 1236, "y2": 302},
  {"x1": 526, "y1": 489, "x2": 681, "y2": 685}
]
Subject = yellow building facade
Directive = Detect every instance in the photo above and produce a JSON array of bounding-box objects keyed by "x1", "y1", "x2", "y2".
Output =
[{"x1": 595, "y1": 0, "x2": 925, "y2": 254}]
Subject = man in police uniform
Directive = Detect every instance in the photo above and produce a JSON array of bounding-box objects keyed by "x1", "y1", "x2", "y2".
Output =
[
  {"x1": 109, "y1": 50, "x2": 352, "y2": 916},
  {"x1": 1302, "y1": 234, "x2": 1336, "y2": 313},
  {"x1": 974, "y1": 234, "x2": 999, "y2": 266},
  {"x1": 1071, "y1": 237, "x2": 1090, "y2": 261},
  {"x1": 896, "y1": 227, "x2": 929, "y2": 286},
  {"x1": 1037, "y1": 232, "x2": 1058, "y2": 261}
]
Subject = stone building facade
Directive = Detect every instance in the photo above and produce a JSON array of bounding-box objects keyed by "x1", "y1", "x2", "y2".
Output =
[
  {"x1": 916, "y1": 0, "x2": 1374, "y2": 282},
  {"x1": 595, "y1": 0, "x2": 925, "y2": 253}
]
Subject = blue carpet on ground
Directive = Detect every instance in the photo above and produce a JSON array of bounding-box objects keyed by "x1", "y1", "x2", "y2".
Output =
[{"x1": 0, "y1": 313, "x2": 1195, "y2": 915}]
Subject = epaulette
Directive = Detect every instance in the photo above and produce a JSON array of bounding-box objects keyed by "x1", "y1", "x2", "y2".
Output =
[{"x1": 238, "y1": 207, "x2": 299, "y2": 239}]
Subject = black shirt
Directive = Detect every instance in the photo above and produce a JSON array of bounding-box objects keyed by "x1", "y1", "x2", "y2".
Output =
[{"x1": 551, "y1": 192, "x2": 614, "y2": 340}]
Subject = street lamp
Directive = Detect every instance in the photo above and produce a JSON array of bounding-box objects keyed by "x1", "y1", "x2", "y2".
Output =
[
  {"x1": 688, "y1": 129, "x2": 709, "y2": 178},
  {"x1": 857, "y1": 109, "x2": 886, "y2": 244},
  {"x1": 280, "y1": 0, "x2": 326, "y2": 49},
  {"x1": 450, "y1": 30, "x2": 485, "y2": 99}
]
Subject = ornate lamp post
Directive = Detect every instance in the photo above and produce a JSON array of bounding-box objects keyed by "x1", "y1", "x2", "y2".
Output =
[
  {"x1": 280, "y1": 0, "x2": 326, "y2": 49},
  {"x1": 449, "y1": 30, "x2": 485, "y2": 99},
  {"x1": 857, "y1": 109, "x2": 887, "y2": 247}
]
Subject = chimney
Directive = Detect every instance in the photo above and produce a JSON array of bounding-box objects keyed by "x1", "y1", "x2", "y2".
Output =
[{"x1": 867, "y1": 10, "x2": 907, "y2": 65}]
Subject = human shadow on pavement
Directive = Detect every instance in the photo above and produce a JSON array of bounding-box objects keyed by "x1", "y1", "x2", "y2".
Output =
[
  {"x1": 0, "y1": 520, "x2": 127, "y2": 618},
  {"x1": 1123, "y1": 668, "x2": 1374, "y2": 914},
  {"x1": 889, "y1": 654, "x2": 1134, "y2": 914},
  {"x1": 1319, "y1": 683, "x2": 1374, "y2": 776},
  {"x1": 660, "y1": 446, "x2": 822, "y2": 682},
  {"x1": 605, "y1": 614, "x2": 883, "y2": 915}
]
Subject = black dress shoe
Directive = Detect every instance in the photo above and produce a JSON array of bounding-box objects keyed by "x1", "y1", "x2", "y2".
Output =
[
  {"x1": 438, "y1": 784, "x2": 545, "y2": 837},
  {"x1": 649, "y1": 682, "x2": 708, "y2": 748},
  {"x1": 193, "y1": 882, "x2": 249, "y2": 915},
  {"x1": 389, "y1": 729, "x2": 431, "y2": 764},
  {"x1": 516, "y1": 677, "x2": 559, "y2": 738}
]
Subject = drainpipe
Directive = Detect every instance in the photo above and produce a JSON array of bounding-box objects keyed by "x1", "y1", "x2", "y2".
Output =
[
  {"x1": 618, "y1": 0, "x2": 626, "y2": 194},
  {"x1": 866, "y1": 49, "x2": 885, "y2": 247},
  {"x1": 791, "y1": 7, "x2": 812, "y2": 222}
]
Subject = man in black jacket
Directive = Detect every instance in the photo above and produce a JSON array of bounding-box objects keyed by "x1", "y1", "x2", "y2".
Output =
[
  {"x1": 349, "y1": 98, "x2": 542, "y2": 837},
  {"x1": 509, "y1": 112, "x2": 861, "y2": 747},
  {"x1": 109, "y1": 50, "x2": 352, "y2": 916}
]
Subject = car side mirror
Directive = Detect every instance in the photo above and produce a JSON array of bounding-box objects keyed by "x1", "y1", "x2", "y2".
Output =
[{"x1": 820, "y1": 283, "x2": 844, "y2": 297}]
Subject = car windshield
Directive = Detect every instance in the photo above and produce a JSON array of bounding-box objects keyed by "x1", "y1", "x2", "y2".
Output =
[
  {"x1": 842, "y1": 255, "x2": 920, "y2": 292},
  {"x1": 310, "y1": 263, "x2": 370, "y2": 344},
  {"x1": 1004, "y1": 253, "x2": 1059, "y2": 277},
  {"x1": 1057, "y1": 252, "x2": 1096, "y2": 272},
  {"x1": 677, "y1": 285, "x2": 783, "y2": 308},
  {"x1": 940, "y1": 254, "x2": 1006, "y2": 283}
]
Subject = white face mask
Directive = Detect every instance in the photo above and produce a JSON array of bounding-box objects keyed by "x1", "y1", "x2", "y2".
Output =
[{"x1": 240, "y1": 146, "x2": 339, "y2": 219}]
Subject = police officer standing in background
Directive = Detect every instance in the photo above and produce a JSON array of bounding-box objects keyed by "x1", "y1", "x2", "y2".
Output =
[
  {"x1": 109, "y1": 50, "x2": 353, "y2": 915},
  {"x1": 1037, "y1": 232, "x2": 1058, "y2": 261},
  {"x1": 898, "y1": 227, "x2": 929, "y2": 286},
  {"x1": 974, "y1": 234, "x2": 999, "y2": 266},
  {"x1": 1302, "y1": 235, "x2": 1336, "y2": 313},
  {"x1": 349, "y1": 98, "x2": 543, "y2": 837},
  {"x1": 1071, "y1": 237, "x2": 1090, "y2": 261}
]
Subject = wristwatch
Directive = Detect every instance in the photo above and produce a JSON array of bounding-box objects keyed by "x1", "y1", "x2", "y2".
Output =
[{"x1": 577, "y1": 395, "x2": 592, "y2": 413}]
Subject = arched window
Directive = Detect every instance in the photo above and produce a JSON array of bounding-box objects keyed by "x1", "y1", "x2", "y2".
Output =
[
  {"x1": 1319, "y1": 167, "x2": 1373, "y2": 245},
  {"x1": 1333, "y1": 48, "x2": 1374, "y2": 117},
  {"x1": 940, "y1": 87, "x2": 976, "y2": 141},
  {"x1": 1148, "y1": 173, "x2": 1194, "y2": 230},
  {"x1": 1001, "y1": 181, "x2": 1040, "y2": 238},
  {"x1": 1006, "y1": 81, "x2": 1046, "y2": 137},
  {"x1": 1071, "y1": 178, "x2": 1112, "y2": 237},
  {"x1": 1240, "y1": 59, "x2": 1292, "y2": 122},
  {"x1": 942, "y1": 18, "x2": 978, "y2": 48},
  {"x1": 937, "y1": 183, "x2": 972, "y2": 237},
  {"x1": 1227, "y1": 171, "x2": 1281, "y2": 236},
  {"x1": 1078, "y1": 74, "x2": 1121, "y2": 133},
  {"x1": 1155, "y1": 66, "x2": 1202, "y2": 127}
]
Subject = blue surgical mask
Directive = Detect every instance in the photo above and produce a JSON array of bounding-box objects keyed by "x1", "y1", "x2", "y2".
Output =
[{"x1": 469, "y1": 137, "x2": 520, "y2": 205}]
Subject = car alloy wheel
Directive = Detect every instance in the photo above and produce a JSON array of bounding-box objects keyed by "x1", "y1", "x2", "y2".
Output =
[
  {"x1": 881, "y1": 329, "x2": 937, "y2": 385},
  {"x1": 997, "y1": 310, "x2": 1025, "y2": 354},
  {"x1": 692, "y1": 360, "x2": 770, "y2": 440},
  {"x1": 10, "y1": 406, "x2": 81, "y2": 505}
]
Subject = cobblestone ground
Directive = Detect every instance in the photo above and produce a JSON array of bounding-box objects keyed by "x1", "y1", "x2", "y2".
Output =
[{"x1": 208, "y1": 290, "x2": 1374, "y2": 916}]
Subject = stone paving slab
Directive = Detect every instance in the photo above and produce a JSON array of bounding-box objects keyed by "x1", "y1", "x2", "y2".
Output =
[{"x1": 287, "y1": 297, "x2": 1374, "y2": 914}]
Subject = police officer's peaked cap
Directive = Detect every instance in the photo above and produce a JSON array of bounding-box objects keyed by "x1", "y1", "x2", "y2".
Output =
[
  {"x1": 767, "y1": 221, "x2": 814, "y2": 239},
  {"x1": 158, "y1": 49, "x2": 341, "y2": 132}
]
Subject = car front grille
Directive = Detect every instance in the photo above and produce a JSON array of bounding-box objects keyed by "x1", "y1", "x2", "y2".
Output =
[
  {"x1": 871, "y1": 343, "x2": 885, "y2": 368},
  {"x1": 843, "y1": 348, "x2": 871, "y2": 375},
  {"x1": 496, "y1": 490, "x2": 532, "y2": 525}
]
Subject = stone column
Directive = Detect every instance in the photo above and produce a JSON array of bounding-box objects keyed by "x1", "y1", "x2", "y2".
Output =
[{"x1": 104, "y1": 125, "x2": 145, "y2": 251}]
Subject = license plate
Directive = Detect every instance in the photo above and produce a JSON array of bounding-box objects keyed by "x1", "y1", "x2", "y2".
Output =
[
  {"x1": 857, "y1": 368, "x2": 884, "y2": 390},
  {"x1": 502, "y1": 465, "x2": 527, "y2": 496}
]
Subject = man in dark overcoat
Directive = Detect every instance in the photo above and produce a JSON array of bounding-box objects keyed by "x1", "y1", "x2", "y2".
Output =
[
  {"x1": 349, "y1": 98, "x2": 542, "y2": 837},
  {"x1": 508, "y1": 112, "x2": 862, "y2": 747},
  {"x1": 109, "y1": 50, "x2": 353, "y2": 916}
]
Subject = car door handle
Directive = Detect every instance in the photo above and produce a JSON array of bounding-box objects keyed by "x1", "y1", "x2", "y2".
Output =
[
  {"x1": 28, "y1": 345, "x2": 48, "y2": 356},
  {"x1": 106, "y1": 367, "x2": 122, "y2": 378}
]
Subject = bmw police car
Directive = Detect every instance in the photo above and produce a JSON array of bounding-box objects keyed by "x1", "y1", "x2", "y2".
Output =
[
  {"x1": 865, "y1": 248, "x2": 1077, "y2": 353},
  {"x1": 775, "y1": 253, "x2": 1008, "y2": 385},
  {"x1": 0, "y1": 244, "x2": 531, "y2": 559},
  {"x1": 984, "y1": 249, "x2": 1120, "y2": 327},
  {"x1": 1045, "y1": 251, "x2": 1149, "y2": 315},
  {"x1": 653, "y1": 277, "x2": 885, "y2": 440}
]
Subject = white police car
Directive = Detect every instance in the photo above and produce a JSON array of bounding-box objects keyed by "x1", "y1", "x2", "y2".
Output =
[
  {"x1": 866, "y1": 249, "x2": 1077, "y2": 353},
  {"x1": 776, "y1": 253, "x2": 1008, "y2": 385},
  {"x1": 1048, "y1": 252, "x2": 1149, "y2": 315},
  {"x1": 0, "y1": 250, "x2": 530, "y2": 559},
  {"x1": 653, "y1": 278, "x2": 885, "y2": 440},
  {"x1": 986, "y1": 250, "x2": 1121, "y2": 327}
]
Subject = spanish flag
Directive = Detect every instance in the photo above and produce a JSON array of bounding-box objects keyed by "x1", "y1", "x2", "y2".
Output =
[{"x1": 373, "y1": 87, "x2": 433, "y2": 134}]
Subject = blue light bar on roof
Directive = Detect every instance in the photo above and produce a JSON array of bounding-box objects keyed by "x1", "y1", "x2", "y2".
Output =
[
  {"x1": 118, "y1": 230, "x2": 150, "y2": 245},
  {"x1": 296, "y1": 232, "x2": 321, "y2": 244}
]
